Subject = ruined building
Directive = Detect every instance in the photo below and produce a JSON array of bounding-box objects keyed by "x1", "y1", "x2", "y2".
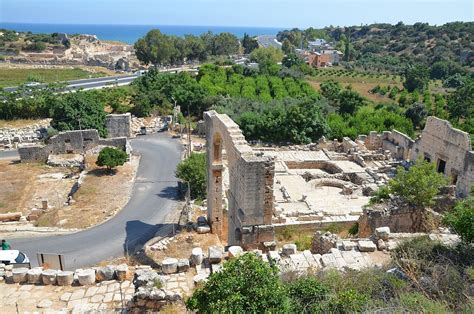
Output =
[{"x1": 204, "y1": 112, "x2": 473, "y2": 247}]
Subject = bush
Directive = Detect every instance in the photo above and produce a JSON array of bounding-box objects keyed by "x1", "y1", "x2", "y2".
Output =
[
  {"x1": 96, "y1": 147, "x2": 128, "y2": 173},
  {"x1": 443, "y1": 196, "x2": 474, "y2": 243},
  {"x1": 186, "y1": 253, "x2": 290, "y2": 313},
  {"x1": 285, "y1": 277, "x2": 330, "y2": 313},
  {"x1": 175, "y1": 153, "x2": 206, "y2": 200}
]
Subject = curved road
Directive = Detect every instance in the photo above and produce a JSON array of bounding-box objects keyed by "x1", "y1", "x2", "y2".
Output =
[{"x1": 9, "y1": 133, "x2": 182, "y2": 269}]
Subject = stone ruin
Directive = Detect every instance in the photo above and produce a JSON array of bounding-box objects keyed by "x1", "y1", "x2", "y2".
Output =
[
  {"x1": 0, "y1": 119, "x2": 51, "y2": 149},
  {"x1": 205, "y1": 110, "x2": 275, "y2": 249},
  {"x1": 18, "y1": 129, "x2": 130, "y2": 163},
  {"x1": 204, "y1": 112, "x2": 473, "y2": 247},
  {"x1": 105, "y1": 113, "x2": 132, "y2": 138}
]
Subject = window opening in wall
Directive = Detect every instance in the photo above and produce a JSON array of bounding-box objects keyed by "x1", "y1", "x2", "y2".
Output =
[{"x1": 437, "y1": 159, "x2": 446, "y2": 174}]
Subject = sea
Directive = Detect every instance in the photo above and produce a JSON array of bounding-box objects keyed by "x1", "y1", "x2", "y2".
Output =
[{"x1": 0, "y1": 23, "x2": 283, "y2": 44}]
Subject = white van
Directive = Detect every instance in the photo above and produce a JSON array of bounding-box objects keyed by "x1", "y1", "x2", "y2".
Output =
[{"x1": 0, "y1": 250, "x2": 30, "y2": 265}]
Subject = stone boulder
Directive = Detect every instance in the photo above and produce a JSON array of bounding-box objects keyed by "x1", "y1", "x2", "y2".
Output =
[
  {"x1": 77, "y1": 269, "x2": 96, "y2": 285},
  {"x1": 358, "y1": 240, "x2": 377, "y2": 252},
  {"x1": 41, "y1": 269, "x2": 57, "y2": 285},
  {"x1": 116, "y1": 264, "x2": 129, "y2": 281},
  {"x1": 27, "y1": 268, "x2": 42, "y2": 284},
  {"x1": 377, "y1": 239, "x2": 387, "y2": 251},
  {"x1": 177, "y1": 259, "x2": 190, "y2": 272},
  {"x1": 191, "y1": 247, "x2": 203, "y2": 265},
  {"x1": 196, "y1": 225, "x2": 211, "y2": 234},
  {"x1": 375, "y1": 227, "x2": 390, "y2": 241},
  {"x1": 282, "y1": 244, "x2": 297, "y2": 256},
  {"x1": 208, "y1": 246, "x2": 223, "y2": 264},
  {"x1": 134, "y1": 270, "x2": 161, "y2": 288},
  {"x1": 12, "y1": 268, "x2": 28, "y2": 283},
  {"x1": 161, "y1": 258, "x2": 178, "y2": 274},
  {"x1": 96, "y1": 265, "x2": 116, "y2": 281},
  {"x1": 228, "y1": 246, "x2": 244, "y2": 258},
  {"x1": 311, "y1": 231, "x2": 338, "y2": 254},
  {"x1": 56, "y1": 271, "x2": 74, "y2": 286},
  {"x1": 342, "y1": 240, "x2": 357, "y2": 251}
]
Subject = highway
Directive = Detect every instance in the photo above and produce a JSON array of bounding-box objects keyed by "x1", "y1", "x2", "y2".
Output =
[
  {"x1": 9, "y1": 133, "x2": 183, "y2": 269},
  {"x1": 257, "y1": 35, "x2": 282, "y2": 49},
  {"x1": 2, "y1": 66, "x2": 198, "y2": 93}
]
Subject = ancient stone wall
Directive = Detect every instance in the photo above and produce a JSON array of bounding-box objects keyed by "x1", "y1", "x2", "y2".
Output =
[
  {"x1": 205, "y1": 110, "x2": 275, "y2": 249},
  {"x1": 410, "y1": 117, "x2": 473, "y2": 197},
  {"x1": 106, "y1": 113, "x2": 132, "y2": 138},
  {"x1": 19, "y1": 129, "x2": 129, "y2": 163}
]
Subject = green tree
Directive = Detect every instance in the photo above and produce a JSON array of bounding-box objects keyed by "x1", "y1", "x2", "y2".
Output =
[
  {"x1": 50, "y1": 91, "x2": 107, "y2": 137},
  {"x1": 96, "y1": 147, "x2": 128, "y2": 173},
  {"x1": 282, "y1": 53, "x2": 303, "y2": 68},
  {"x1": 241, "y1": 33, "x2": 258, "y2": 54},
  {"x1": 175, "y1": 153, "x2": 206, "y2": 200},
  {"x1": 444, "y1": 196, "x2": 474, "y2": 243},
  {"x1": 134, "y1": 29, "x2": 177, "y2": 66},
  {"x1": 250, "y1": 47, "x2": 284, "y2": 64},
  {"x1": 388, "y1": 158, "x2": 448, "y2": 207},
  {"x1": 405, "y1": 102, "x2": 427, "y2": 129},
  {"x1": 186, "y1": 253, "x2": 290, "y2": 313},
  {"x1": 447, "y1": 78, "x2": 473, "y2": 121},
  {"x1": 281, "y1": 38, "x2": 294, "y2": 54},
  {"x1": 286, "y1": 277, "x2": 330, "y2": 313},
  {"x1": 338, "y1": 88, "x2": 365, "y2": 115},
  {"x1": 212, "y1": 32, "x2": 239, "y2": 55},
  {"x1": 403, "y1": 65, "x2": 429, "y2": 92}
]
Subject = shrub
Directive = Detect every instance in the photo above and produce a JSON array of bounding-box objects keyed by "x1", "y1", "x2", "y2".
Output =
[
  {"x1": 285, "y1": 277, "x2": 330, "y2": 313},
  {"x1": 443, "y1": 196, "x2": 474, "y2": 243},
  {"x1": 186, "y1": 253, "x2": 290, "y2": 313},
  {"x1": 96, "y1": 147, "x2": 128, "y2": 173},
  {"x1": 175, "y1": 153, "x2": 206, "y2": 200},
  {"x1": 348, "y1": 223, "x2": 359, "y2": 236}
]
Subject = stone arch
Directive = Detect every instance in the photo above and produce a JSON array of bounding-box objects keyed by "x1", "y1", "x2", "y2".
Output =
[{"x1": 205, "y1": 111, "x2": 276, "y2": 248}]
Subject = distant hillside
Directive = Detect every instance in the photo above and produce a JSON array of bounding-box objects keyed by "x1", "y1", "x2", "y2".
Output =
[{"x1": 278, "y1": 22, "x2": 473, "y2": 76}]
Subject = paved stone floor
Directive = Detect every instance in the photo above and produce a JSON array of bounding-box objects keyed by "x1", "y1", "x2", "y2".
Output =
[{"x1": 0, "y1": 280, "x2": 134, "y2": 313}]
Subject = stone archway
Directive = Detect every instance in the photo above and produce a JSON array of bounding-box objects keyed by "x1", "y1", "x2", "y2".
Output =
[{"x1": 205, "y1": 111, "x2": 276, "y2": 249}]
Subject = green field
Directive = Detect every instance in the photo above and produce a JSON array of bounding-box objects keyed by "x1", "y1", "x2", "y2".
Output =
[{"x1": 0, "y1": 67, "x2": 108, "y2": 88}]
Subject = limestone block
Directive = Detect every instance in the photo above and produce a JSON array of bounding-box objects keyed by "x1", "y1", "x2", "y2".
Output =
[
  {"x1": 342, "y1": 241, "x2": 357, "y2": 251},
  {"x1": 177, "y1": 259, "x2": 190, "y2": 272},
  {"x1": 208, "y1": 246, "x2": 223, "y2": 264},
  {"x1": 77, "y1": 269, "x2": 96, "y2": 285},
  {"x1": 282, "y1": 244, "x2": 297, "y2": 256},
  {"x1": 228, "y1": 246, "x2": 244, "y2": 258},
  {"x1": 97, "y1": 265, "x2": 116, "y2": 281},
  {"x1": 41, "y1": 269, "x2": 57, "y2": 285},
  {"x1": 12, "y1": 267, "x2": 28, "y2": 283},
  {"x1": 358, "y1": 240, "x2": 377, "y2": 252},
  {"x1": 37, "y1": 299, "x2": 53, "y2": 308},
  {"x1": 116, "y1": 264, "x2": 129, "y2": 281},
  {"x1": 27, "y1": 268, "x2": 42, "y2": 284},
  {"x1": 57, "y1": 271, "x2": 74, "y2": 286},
  {"x1": 161, "y1": 258, "x2": 178, "y2": 274},
  {"x1": 191, "y1": 247, "x2": 203, "y2": 265},
  {"x1": 377, "y1": 239, "x2": 387, "y2": 251},
  {"x1": 267, "y1": 250, "x2": 281, "y2": 261},
  {"x1": 196, "y1": 225, "x2": 211, "y2": 234},
  {"x1": 375, "y1": 227, "x2": 390, "y2": 241}
]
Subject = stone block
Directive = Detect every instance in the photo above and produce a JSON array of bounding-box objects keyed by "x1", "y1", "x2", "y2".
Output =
[
  {"x1": 12, "y1": 267, "x2": 28, "y2": 283},
  {"x1": 41, "y1": 269, "x2": 57, "y2": 285},
  {"x1": 196, "y1": 225, "x2": 211, "y2": 234},
  {"x1": 311, "y1": 231, "x2": 338, "y2": 254},
  {"x1": 177, "y1": 259, "x2": 190, "y2": 272},
  {"x1": 375, "y1": 227, "x2": 390, "y2": 241},
  {"x1": 267, "y1": 250, "x2": 280, "y2": 261},
  {"x1": 208, "y1": 246, "x2": 223, "y2": 264},
  {"x1": 37, "y1": 299, "x2": 53, "y2": 308},
  {"x1": 342, "y1": 241, "x2": 357, "y2": 251},
  {"x1": 358, "y1": 240, "x2": 377, "y2": 252},
  {"x1": 282, "y1": 244, "x2": 297, "y2": 256},
  {"x1": 116, "y1": 264, "x2": 129, "y2": 281},
  {"x1": 27, "y1": 268, "x2": 42, "y2": 284},
  {"x1": 191, "y1": 247, "x2": 203, "y2": 265},
  {"x1": 228, "y1": 246, "x2": 244, "y2": 258},
  {"x1": 77, "y1": 269, "x2": 96, "y2": 285},
  {"x1": 97, "y1": 265, "x2": 116, "y2": 281},
  {"x1": 377, "y1": 239, "x2": 387, "y2": 251},
  {"x1": 57, "y1": 271, "x2": 74, "y2": 286},
  {"x1": 161, "y1": 258, "x2": 178, "y2": 274}
]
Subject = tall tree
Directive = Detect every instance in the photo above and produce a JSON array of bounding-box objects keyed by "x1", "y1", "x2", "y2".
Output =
[
  {"x1": 241, "y1": 33, "x2": 258, "y2": 54},
  {"x1": 403, "y1": 65, "x2": 429, "y2": 92}
]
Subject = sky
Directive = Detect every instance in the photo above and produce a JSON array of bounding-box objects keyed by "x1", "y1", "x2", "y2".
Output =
[{"x1": 1, "y1": 0, "x2": 473, "y2": 28}]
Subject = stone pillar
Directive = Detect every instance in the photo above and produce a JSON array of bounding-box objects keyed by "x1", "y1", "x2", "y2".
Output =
[
  {"x1": 77, "y1": 269, "x2": 96, "y2": 285},
  {"x1": 116, "y1": 264, "x2": 129, "y2": 282},
  {"x1": 12, "y1": 268, "x2": 28, "y2": 283},
  {"x1": 27, "y1": 268, "x2": 42, "y2": 284},
  {"x1": 42, "y1": 269, "x2": 57, "y2": 285},
  {"x1": 56, "y1": 271, "x2": 74, "y2": 286},
  {"x1": 191, "y1": 247, "x2": 203, "y2": 265}
]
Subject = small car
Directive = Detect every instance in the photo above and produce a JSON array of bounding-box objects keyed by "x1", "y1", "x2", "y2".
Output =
[{"x1": 0, "y1": 250, "x2": 30, "y2": 265}]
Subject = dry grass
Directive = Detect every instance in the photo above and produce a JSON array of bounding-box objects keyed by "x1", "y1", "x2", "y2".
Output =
[
  {"x1": 0, "y1": 160, "x2": 63, "y2": 214},
  {"x1": 54, "y1": 155, "x2": 139, "y2": 229},
  {"x1": 0, "y1": 119, "x2": 49, "y2": 128},
  {"x1": 149, "y1": 232, "x2": 222, "y2": 262}
]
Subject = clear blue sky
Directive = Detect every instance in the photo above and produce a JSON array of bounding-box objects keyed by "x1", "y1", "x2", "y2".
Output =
[{"x1": 1, "y1": 0, "x2": 472, "y2": 28}]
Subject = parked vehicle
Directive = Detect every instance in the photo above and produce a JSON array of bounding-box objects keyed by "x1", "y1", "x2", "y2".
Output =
[{"x1": 0, "y1": 250, "x2": 30, "y2": 265}]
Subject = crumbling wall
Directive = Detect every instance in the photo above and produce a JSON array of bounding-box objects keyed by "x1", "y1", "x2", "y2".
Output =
[
  {"x1": 106, "y1": 113, "x2": 132, "y2": 138},
  {"x1": 411, "y1": 117, "x2": 473, "y2": 197},
  {"x1": 19, "y1": 129, "x2": 128, "y2": 163},
  {"x1": 205, "y1": 110, "x2": 275, "y2": 249}
]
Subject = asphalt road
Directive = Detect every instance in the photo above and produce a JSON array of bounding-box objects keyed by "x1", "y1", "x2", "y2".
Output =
[
  {"x1": 9, "y1": 133, "x2": 182, "y2": 269},
  {"x1": 256, "y1": 35, "x2": 282, "y2": 49},
  {"x1": 3, "y1": 66, "x2": 198, "y2": 93}
]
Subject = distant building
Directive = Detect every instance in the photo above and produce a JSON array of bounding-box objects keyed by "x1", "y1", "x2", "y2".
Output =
[{"x1": 299, "y1": 49, "x2": 343, "y2": 68}]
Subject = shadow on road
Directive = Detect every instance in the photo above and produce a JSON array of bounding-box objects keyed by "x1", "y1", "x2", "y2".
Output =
[{"x1": 156, "y1": 185, "x2": 180, "y2": 200}]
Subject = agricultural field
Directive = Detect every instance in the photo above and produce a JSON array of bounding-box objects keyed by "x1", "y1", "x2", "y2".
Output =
[{"x1": 0, "y1": 66, "x2": 109, "y2": 88}]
